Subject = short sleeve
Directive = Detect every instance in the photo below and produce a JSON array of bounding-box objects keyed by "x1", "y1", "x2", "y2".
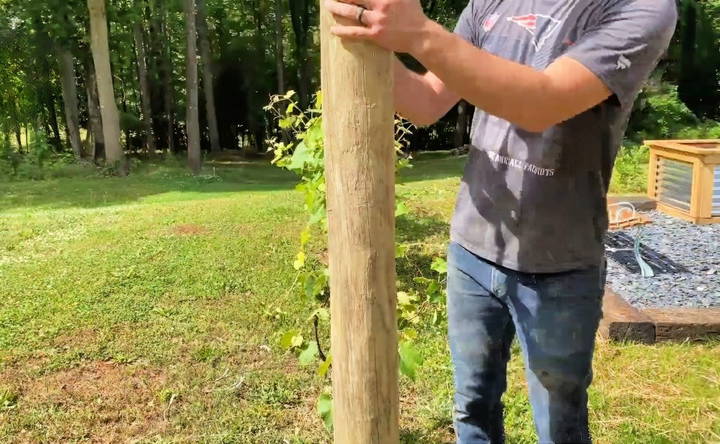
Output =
[
  {"x1": 454, "y1": 0, "x2": 476, "y2": 45},
  {"x1": 562, "y1": 0, "x2": 677, "y2": 108}
]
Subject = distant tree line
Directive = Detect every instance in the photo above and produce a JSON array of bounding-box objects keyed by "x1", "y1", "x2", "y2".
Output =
[{"x1": 0, "y1": 0, "x2": 718, "y2": 175}]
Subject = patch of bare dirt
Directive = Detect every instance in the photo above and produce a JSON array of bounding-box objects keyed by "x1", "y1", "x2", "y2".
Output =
[
  {"x1": 2, "y1": 360, "x2": 168, "y2": 442},
  {"x1": 52, "y1": 327, "x2": 100, "y2": 349},
  {"x1": 170, "y1": 224, "x2": 208, "y2": 236}
]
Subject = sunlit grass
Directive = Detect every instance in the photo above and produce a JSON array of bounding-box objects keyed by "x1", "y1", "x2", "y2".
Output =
[{"x1": 0, "y1": 155, "x2": 717, "y2": 442}]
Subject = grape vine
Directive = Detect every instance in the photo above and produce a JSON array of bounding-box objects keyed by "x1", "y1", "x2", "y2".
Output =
[{"x1": 265, "y1": 91, "x2": 447, "y2": 431}]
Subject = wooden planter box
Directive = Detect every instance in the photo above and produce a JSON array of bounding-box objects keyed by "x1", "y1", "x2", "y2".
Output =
[{"x1": 646, "y1": 139, "x2": 720, "y2": 224}]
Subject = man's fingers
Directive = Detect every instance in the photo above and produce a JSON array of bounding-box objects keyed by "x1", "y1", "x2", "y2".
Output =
[
  {"x1": 333, "y1": 0, "x2": 378, "y2": 9},
  {"x1": 330, "y1": 25, "x2": 376, "y2": 40},
  {"x1": 325, "y1": 0, "x2": 361, "y2": 21},
  {"x1": 325, "y1": 0, "x2": 378, "y2": 25}
]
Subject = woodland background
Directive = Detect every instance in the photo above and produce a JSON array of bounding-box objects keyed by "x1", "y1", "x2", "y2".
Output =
[{"x1": 0, "y1": 0, "x2": 719, "y2": 178}]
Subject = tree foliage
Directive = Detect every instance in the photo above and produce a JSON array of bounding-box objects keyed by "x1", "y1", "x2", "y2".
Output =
[{"x1": 0, "y1": 0, "x2": 718, "y2": 175}]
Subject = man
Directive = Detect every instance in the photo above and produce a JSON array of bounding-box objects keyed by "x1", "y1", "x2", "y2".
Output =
[{"x1": 325, "y1": 0, "x2": 676, "y2": 442}]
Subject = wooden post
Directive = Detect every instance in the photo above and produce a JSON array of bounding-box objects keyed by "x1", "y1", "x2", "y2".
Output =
[{"x1": 320, "y1": 5, "x2": 399, "y2": 444}]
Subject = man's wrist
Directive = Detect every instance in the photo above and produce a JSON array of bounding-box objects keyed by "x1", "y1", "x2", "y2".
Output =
[{"x1": 408, "y1": 19, "x2": 445, "y2": 60}]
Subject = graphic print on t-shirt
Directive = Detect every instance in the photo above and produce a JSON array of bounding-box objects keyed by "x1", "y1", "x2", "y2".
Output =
[
  {"x1": 462, "y1": 0, "x2": 588, "y2": 178},
  {"x1": 482, "y1": 13, "x2": 501, "y2": 32},
  {"x1": 506, "y1": 13, "x2": 562, "y2": 50}
]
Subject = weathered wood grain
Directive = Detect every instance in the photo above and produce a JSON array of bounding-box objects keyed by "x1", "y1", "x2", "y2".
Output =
[{"x1": 320, "y1": 5, "x2": 399, "y2": 443}]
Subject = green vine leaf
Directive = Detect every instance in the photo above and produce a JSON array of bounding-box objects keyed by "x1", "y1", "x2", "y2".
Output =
[
  {"x1": 307, "y1": 307, "x2": 330, "y2": 322},
  {"x1": 317, "y1": 389, "x2": 333, "y2": 431},
  {"x1": 293, "y1": 252, "x2": 306, "y2": 270},
  {"x1": 431, "y1": 257, "x2": 448, "y2": 274},
  {"x1": 399, "y1": 340, "x2": 423, "y2": 382},
  {"x1": 305, "y1": 120, "x2": 323, "y2": 149},
  {"x1": 299, "y1": 342, "x2": 319, "y2": 365},
  {"x1": 287, "y1": 141, "x2": 312, "y2": 171},
  {"x1": 395, "y1": 243, "x2": 409, "y2": 258},
  {"x1": 397, "y1": 291, "x2": 415, "y2": 307},
  {"x1": 300, "y1": 227, "x2": 311, "y2": 246},
  {"x1": 317, "y1": 354, "x2": 333, "y2": 378},
  {"x1": 401, "y1": 328, "x2": 418, "y2": 342},
  {"x1": 291, "y1": 334, "x2": 304, "y2": 348},
  {"x1": 280, "y1": 330, "x2": 303, "y2": 350},
  {"x1": 279, "y1": 115, "x2": 296, "y2": 129},
  {"x1": 395, "y1": 201, "x2": 409, "y2": 217},
  {"x1": 308, "y1": 205, "x2": 326, "y2": 225}
]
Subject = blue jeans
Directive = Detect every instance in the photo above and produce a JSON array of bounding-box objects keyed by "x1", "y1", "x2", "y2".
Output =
[{"x1": 447, "y1": 242, "x2": 605, "y2": 444}]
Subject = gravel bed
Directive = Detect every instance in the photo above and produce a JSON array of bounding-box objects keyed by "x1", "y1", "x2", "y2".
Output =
[{"x1": 605, "y1": 210, "x2": 720, "y2": 308}]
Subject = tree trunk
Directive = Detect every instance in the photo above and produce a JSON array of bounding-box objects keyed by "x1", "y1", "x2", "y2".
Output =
[
  {"x1": 160, "y1": 0, "x2": 176, "y2": 153},
  {"x1": 455, "y1": 100, "x2": 468, "y2": 148},
  {"x1": 85, "y1": 57, "x2": 105, "y2": 161},
  {"x1": 290, "y1": 0, "x2": 311, "y2": 108},
  {"x1": 252, "y1": 0, "x2": 266, "y2": 62},
  {"x1": 133, "y1": 22, "x2": 156, "y2": 156},
  {"x1": 320, "y1": 3, "x2": 399, "y2": 442},
  {"x1": 184, "y1": 0, "x2": 202, "y2": 174},
  {"x1": 32, "y1": 16, "x2": 62, "y2": 151},
  {"x1": 274, "y1": 0, "x2": 285, "y2": 95},
  {"x1": 197, "y1": 0, "x2": 220, "y2": 152},
  {"x1": 15, "y1": 126, "x2": 23, "y2": 152},
  {"x1": 46, "y1": 93, "x2": 62, "y2": 151},
  {"x1": 87, "y1": 0, "x2": 126, "y2": 174},
  {"x1": 11, "y1": 100, "x2": 23, "y2": 152},
  {"x1": 118, "y1": 74, "x2": 131, "y2": 152},
  {"x1": 57, "y1": 46, "x2": 83, "y2": 159},
  {"x1": 274, "y1": 0, "x2": 290, "y2": 143}
]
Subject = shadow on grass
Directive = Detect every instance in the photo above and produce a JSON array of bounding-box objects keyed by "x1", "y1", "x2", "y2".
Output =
[
  {"x1": 400, "y1": 417, "x2": 455, "y2": 444},
  {"x1": 396, "y1": 214, "x2": 449, "y2": 244},
  {"x1": 0, "y1": 151, "x2": 464, "y2": 214},
  {"x1": 0, "y1": 158, "x2": 299, "y2": 213},
  {"x1": 396, "y1": 213, "x2": 450, "y2": 290},
  {"x1": 400, "y1": 431, "x2": 453, "y2": 444}
]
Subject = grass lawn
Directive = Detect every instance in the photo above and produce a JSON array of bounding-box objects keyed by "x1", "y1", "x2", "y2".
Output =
[{"x1": 0, "y1": 153, "x2": 718, "y2": 443}]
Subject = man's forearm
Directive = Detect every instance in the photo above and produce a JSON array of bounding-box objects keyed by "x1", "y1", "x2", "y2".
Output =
[
  {"x1": 409, "y1": 21, "x2": 607, "y2": 132},
  {"x1": 394, "y1": 59, "x2": 458, "y2": 126},
  {"x1": 394, "y1": 60, "x2": 432, "y2": 125},
  {"x1": 393, "y1": 59, "x2": 447, "y2": 126}
]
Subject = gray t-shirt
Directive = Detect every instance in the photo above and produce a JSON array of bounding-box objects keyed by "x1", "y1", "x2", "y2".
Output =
[{"x1": 451, "y1": 0, "x2": 677, "y2": 273}]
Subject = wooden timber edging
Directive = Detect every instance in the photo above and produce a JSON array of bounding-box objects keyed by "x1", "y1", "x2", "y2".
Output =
[
  {"x1": 599, "y1": 288, "x2": 656, "y2": 343},
  {"x1": 644, "y1": 308, "x2": 720, "y2": 342},
  {"x1": 599, "y1": 288, "x2": 720, "y2": 343}
]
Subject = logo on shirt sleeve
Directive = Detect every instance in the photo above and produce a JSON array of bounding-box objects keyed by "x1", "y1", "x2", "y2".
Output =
[
  {"x1": 507, "y1": 13, "x2": 562, "y2": 51},
  {"x1": 616, "y1": 54, "x2": 632, "y2": 70}
]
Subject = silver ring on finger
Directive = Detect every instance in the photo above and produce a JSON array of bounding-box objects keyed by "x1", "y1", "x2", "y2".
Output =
[{"x1": 356, "y1": 5, "x2": 367, "y2": 26}]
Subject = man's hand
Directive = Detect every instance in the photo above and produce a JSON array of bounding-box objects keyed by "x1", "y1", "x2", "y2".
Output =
[{"x1": 324, "y1": 0, "x2": 430, "y2": 54}]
